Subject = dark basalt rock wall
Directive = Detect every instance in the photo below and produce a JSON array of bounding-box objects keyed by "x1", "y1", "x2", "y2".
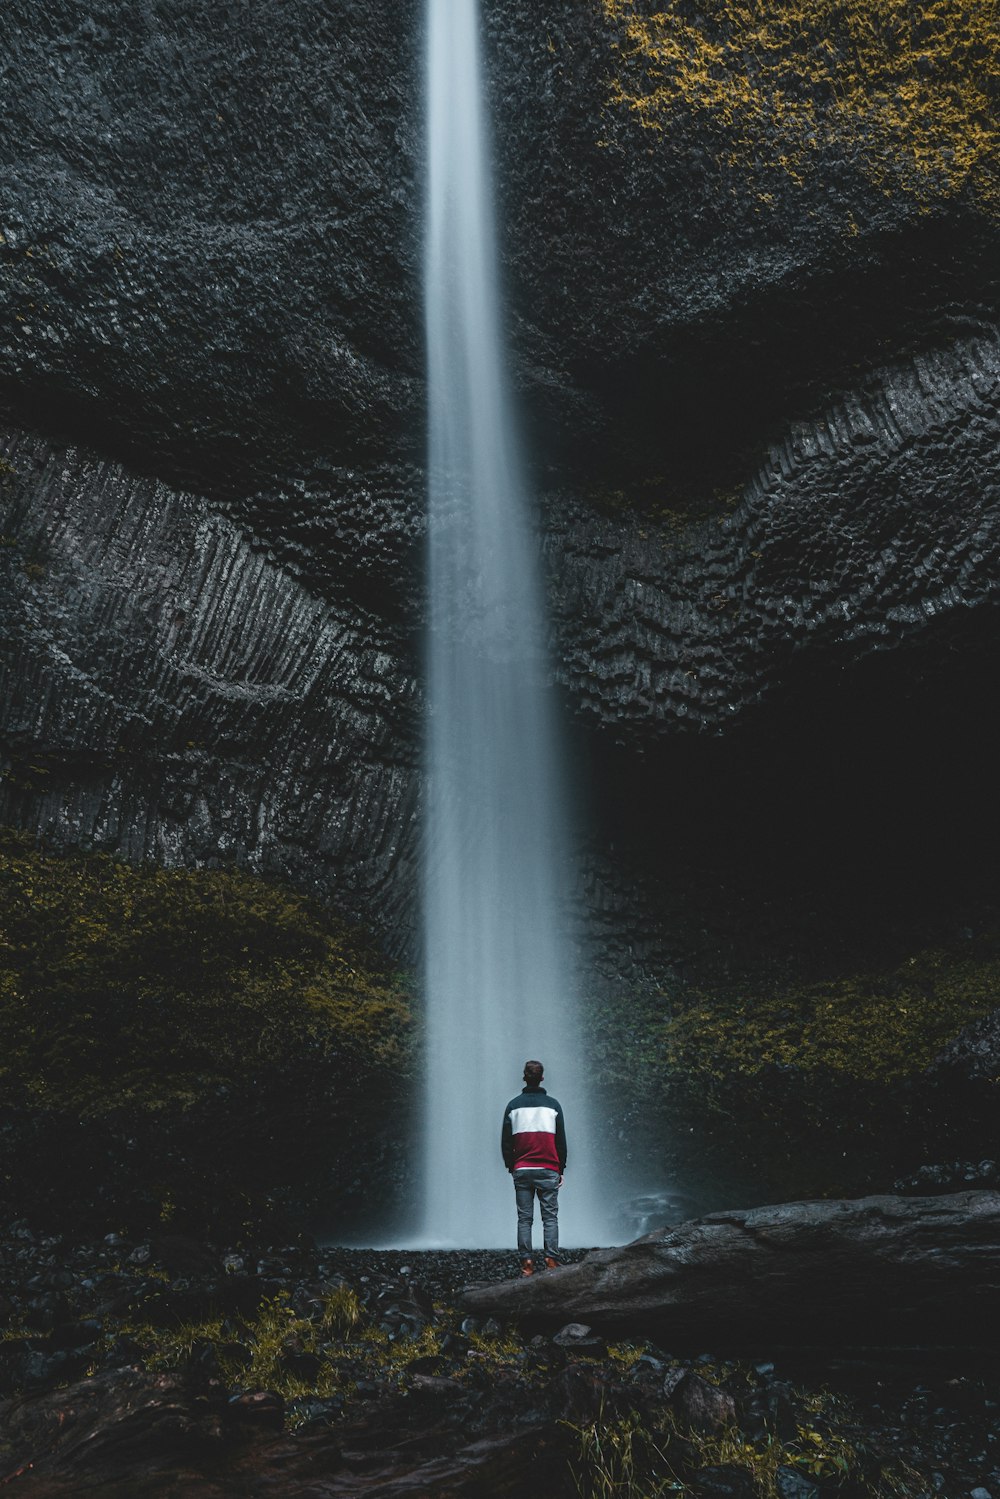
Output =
[
  {"x1": 545, "y1": 331, "x2": 1000, "y2": 736},
  {"x1": 3, "y1": 1, "x2": 1000, "y2": 996},
  {"x1": 0, "y1": 0, "x2": 424, "y2": 499},
  {"x1": 0, "y1": 429, "x2": 419, "y2": 941}
]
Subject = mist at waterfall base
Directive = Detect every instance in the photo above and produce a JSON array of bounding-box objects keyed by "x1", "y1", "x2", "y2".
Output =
[{"x1": 409, "y1": 0, "x2": 611, "y2": 1250}]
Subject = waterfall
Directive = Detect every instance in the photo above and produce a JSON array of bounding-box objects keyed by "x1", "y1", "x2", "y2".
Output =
[{"x1": 421, "y1": 0, "x2": 605, "y2": 1248}]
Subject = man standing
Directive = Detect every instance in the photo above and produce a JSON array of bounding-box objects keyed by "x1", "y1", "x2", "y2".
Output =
[{"x1": 501, "y1": 1059, "x2": 567, "y2": 1276}]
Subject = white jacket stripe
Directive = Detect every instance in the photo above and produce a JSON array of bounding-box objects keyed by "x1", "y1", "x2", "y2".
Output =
[{"x1": 510, "y1": 1106, "x2": 557, "y2": 1135}]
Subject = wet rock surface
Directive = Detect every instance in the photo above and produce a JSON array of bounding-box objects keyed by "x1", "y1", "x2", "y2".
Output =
[
  {"x1": 929, "y1": 1007, "x2": 1000, "y2": 1088},
  {"x1": 1, "y1": 1226, "x2": 998, "y2": 1497}
]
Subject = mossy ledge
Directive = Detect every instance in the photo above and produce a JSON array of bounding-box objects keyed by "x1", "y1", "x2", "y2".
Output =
[
  {"x1": 0, "y1": 829, "x2": 413, "y2": 1236},
  {"x1": 591, "y1": 928, "x2": 1000, "y2": 1202}
]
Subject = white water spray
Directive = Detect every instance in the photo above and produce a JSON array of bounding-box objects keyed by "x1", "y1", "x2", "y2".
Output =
[{"x1": 421, "y1": 0, "x2": 606, "y2": 1247}]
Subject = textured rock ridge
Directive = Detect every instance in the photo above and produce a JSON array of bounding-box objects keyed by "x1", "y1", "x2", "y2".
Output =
[
  {"x1": 0, "y1": 428, "x2": 419, "y2": 939},
  {"x1": 547, "y1": 332, "x2": 1000, "y2": 736},
  {"x1": 5, "y1": 301, "x2": 1000, "y2": 945}
]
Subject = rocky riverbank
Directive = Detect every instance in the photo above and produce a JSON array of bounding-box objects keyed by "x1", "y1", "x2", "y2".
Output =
[{"x1": 1, "y1": 1226, "x2": 998, "y2": 1497}]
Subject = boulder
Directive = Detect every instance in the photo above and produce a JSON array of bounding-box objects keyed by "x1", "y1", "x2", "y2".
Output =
[
  {"x1": 460, "y1": 1191, "x2": 1000, "y2": 1346},
  {"x1": 775, "y1": 1470, "x2": 821, "y2": 1499},
  {"x1": 551, "y1": 1322, "x2": 606, "y2": 1355},
  {"x1": 695, "y1": 1468, "x2": 757, "y2": 1499},
  {"x1": 928, "y1": 1009, "x2": 1000, "y2": 1087},
  {"x1": 674, "y1": 1373, "x2": 737, "y2": 1433}
]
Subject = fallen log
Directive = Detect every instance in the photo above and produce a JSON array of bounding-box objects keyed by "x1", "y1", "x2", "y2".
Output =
[{"x1": 460, "y1": 1191, "x2": 1000, "y2": 1346}]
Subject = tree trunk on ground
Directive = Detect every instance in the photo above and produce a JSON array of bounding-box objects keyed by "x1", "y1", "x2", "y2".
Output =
[{"x1": 460, "y1": 1191, "x2": 1000, "y2": 1347}]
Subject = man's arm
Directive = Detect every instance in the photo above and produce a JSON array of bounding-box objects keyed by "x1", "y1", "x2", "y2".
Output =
[
  {"x1": 501, "y1": 1106, "x2": 514, "y2": 1171},
  {"x1": 555, "y1": 1103, "x2": 567, "y2": 1174}
]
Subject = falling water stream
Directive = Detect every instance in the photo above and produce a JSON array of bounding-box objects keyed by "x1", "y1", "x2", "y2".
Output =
[{"x1": 421, "y1": 0, "x2": 606, "y2": 1247}]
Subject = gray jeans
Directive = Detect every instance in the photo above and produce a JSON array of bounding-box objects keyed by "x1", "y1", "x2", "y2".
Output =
[{"x1": 514, "y1": 1168, "x2": 560, "y2": 1258}]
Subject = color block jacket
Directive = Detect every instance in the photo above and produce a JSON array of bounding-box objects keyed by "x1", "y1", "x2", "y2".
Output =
[{"x1": 501, "y1": 1085, "x2": 567, "y2": 1174}]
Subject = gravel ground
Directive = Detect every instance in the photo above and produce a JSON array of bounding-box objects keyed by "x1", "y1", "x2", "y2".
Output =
[{"x1": 317, "y1": 1246, "x2": 595, "y2": 1301}]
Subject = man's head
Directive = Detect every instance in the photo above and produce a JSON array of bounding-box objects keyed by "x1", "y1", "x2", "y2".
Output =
[{"x1": 523, "y1": 1059, "x2": 544, "y2": 1088}]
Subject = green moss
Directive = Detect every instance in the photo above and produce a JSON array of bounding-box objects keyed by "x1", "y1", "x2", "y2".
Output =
[
  {"x1": 600, "y1": 0, "x2": 1000, "y2": 212},
  {"x1": 132, "y1": 1298, "x2": 342, "y2": 1407},
  {"x1": 568, "y1": 1410, "x2": 675, "y2": 1498},
  {"x1": 569, "y1": 1369, "x2": 924, "y2": 1497},
  {"x1": 659, "y1": 937, "x2": 1000, "y2": 1106},
  {"x1": 468, "y1": 1325, "x2": 524, "y2": 1361},
  {"x1": 606, "y1": 1341, "x2": 647, "y2": 1371},
  {"x1": 126, "y1": 1293, "x2": 457, "y2": 1419},
  {"x1": 321, "y1": 1282, "x2": 363, "y2": 1339},
  {"x1": 0, "y1": 828, "x2": 412, "y2": 1230},
  {"x1": 239, "y1": 1292, "x2": 339, "y2": 1399},
  {"x1": 680, "y1": 1413, "x2": 858, "y2": 1493},
  {"x1": 0, "y1": 827, "x2": 410, "y2": 1117}
]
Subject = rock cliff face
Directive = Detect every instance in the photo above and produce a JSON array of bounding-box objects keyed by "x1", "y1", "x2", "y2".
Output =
[
  {"x1": 3, "y1": 0, "x2": 1000, "y2": 1139},
  {"x1": 0, "y1": 0, "x2": 424, "y2": 498},
  {"x1": 0, "y1": 429, "x2": 419, "y2": 939}
]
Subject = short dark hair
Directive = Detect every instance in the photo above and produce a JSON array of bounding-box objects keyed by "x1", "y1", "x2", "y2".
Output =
[{"x1": 523, "y1": 1059, "x2": 544, "y2": 1085}]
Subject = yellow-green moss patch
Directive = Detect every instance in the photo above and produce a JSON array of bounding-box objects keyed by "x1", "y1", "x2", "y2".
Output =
[
  {"x1": 0, "y1": 828, "x2": 413, "y2": 1230},
  {"x1": 659, "y1": 938, "x2": 999, "y2": 1103},
  {"x1": 600, "y1": 0, "x2": 1000, "y2": 211},
  {"x1": 0, "y1": 828, "x2": 411, "y2": 1118}
]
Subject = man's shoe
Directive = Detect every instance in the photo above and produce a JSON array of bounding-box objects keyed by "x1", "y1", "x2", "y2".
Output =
[
  {"x1": 544, "y1": 1255, "x2": 561, "y2": 1270},
  {"x1": 520, "y1": 1259, "x2": 534, "y2": 1277}
]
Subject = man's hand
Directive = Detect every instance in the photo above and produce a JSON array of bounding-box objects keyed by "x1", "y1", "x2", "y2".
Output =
[{"x1": 558, "y1": 1174, "x2": 563, "y2": 1187}]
